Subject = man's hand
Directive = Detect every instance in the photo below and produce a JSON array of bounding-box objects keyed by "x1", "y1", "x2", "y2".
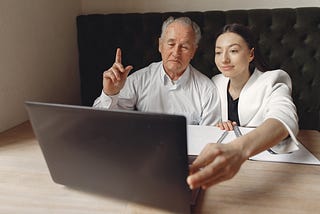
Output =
[{"x1": 102, "y1": 48, "x2": 133, "y2": 95}]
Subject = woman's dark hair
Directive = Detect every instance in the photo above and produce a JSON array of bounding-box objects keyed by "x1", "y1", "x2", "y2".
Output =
[{"x1": 215, "y1": 23, "x2": 270, "y2": 73}]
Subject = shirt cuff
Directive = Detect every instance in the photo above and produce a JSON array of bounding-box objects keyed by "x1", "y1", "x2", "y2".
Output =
[{"x1": 94, "y1": 90, "x2": 119, "y2": 109}]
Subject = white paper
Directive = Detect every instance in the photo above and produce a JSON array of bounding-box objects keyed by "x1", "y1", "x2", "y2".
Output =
[
  {"x1": 250, "y1": 143, "x2": 320, "y2": 164},
  {"x1": 187, "y1": 125, "x2": 320, "y2": 165}
]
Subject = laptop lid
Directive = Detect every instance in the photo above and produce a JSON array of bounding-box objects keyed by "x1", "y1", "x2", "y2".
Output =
[{"x1": 25, "y1": 101, "x2": 191, "y2": 213}]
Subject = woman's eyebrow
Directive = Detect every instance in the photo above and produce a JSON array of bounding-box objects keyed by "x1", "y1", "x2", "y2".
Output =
[{"x1": 215, "y1": 43, "x2": 241, "y2": 49}]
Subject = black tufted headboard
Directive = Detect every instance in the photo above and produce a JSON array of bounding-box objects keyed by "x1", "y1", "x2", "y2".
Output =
[{"x1": 77, "y1": 7, "x2": 320, "y2": 130}]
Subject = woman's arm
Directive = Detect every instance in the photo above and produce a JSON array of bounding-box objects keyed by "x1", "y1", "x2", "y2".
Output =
[
  {"x1": 187, "y1": 118, "x2": 288, "y2": 190},
  {"x1": 235, "y1": 118, "x2": 288, "y2": 158}
]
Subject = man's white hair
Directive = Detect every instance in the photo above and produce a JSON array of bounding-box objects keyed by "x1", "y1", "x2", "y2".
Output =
[{"x1": 160, "y1": 16, "x2": 201, "y2": 45}]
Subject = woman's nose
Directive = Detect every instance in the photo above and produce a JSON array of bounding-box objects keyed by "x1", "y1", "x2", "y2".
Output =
[{"x1": 222, "y1": 53, "x2": 230, "y2": 63}]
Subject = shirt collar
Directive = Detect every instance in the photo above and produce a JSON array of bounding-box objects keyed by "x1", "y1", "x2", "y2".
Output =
[{"x1": 160, "y1": 62, "x2": 191, "y2": 88}]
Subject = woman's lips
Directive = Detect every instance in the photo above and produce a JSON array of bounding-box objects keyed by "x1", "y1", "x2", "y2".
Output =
[{"x1": 220, "y1": 65, "x2": 234, "y2": 71}]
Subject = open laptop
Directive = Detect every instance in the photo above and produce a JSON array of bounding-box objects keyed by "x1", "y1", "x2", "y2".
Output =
[{"x1": 25, "y1": 101, "x2": 199, "y2": 213}]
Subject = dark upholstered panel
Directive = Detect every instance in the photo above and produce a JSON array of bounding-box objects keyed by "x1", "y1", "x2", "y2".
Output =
[{"x1": 77, "y1": 7, "x2": 320, "y2": 130}]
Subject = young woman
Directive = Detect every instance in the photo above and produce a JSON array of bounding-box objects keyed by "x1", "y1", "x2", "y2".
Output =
[{"x1": 187, "y1": 23, "x2": 299, "y2": 190}]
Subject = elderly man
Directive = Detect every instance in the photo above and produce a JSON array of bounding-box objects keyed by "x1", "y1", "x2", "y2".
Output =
[{"x1": 93, "y1": 16, "x2": 220, "y2": 125}]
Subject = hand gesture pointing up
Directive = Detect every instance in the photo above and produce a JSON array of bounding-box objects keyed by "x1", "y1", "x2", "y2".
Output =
[{"x1": 102, "y1": 48, "x2": 133, "y2": 95}]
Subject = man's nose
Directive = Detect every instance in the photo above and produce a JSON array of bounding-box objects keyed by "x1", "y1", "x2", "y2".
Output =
[{"x1": 173, "y1": 45, "x2": 181, "y2": 56}]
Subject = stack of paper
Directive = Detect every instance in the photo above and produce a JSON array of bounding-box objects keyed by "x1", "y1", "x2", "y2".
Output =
[{"x1": 187, "y1": 125, "x2": 320, "y2": 165}]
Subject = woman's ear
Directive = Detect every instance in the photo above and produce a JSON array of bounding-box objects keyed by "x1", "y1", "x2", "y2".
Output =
[{"x1": 249, "y1": 48, "x2": 255, "y2": 62}]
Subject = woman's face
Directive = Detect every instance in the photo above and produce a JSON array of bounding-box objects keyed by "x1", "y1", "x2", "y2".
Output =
[{"x1": 214, "y1": 32, "x2": 254, "y2": 79}]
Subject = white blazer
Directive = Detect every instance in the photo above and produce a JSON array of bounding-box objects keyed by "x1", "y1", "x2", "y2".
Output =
[{"x1": 212, "y1": 68, "x2": 299, "y2": 153}]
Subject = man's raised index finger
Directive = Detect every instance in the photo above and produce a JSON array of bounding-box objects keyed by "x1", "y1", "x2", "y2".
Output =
[{"x1": 115, "y1": 48, "x2": 122, "y2": 64}]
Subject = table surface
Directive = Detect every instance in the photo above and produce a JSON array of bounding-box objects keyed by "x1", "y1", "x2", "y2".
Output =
[{"x1": 0, "y1": 122, "x2": 320, "y2": 214}]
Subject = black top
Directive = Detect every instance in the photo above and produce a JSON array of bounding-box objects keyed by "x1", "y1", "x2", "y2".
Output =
[{"x1": 227, "y1": 90, "x2": 240, "y2": 126}]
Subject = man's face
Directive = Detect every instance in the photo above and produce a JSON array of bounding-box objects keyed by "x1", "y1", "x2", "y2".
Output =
[{"x1": 158, "y1": 21, "x2": 197, "y2": 79}]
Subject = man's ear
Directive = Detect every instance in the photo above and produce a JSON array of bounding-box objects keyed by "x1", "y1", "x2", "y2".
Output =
[
  {"x1": 158, "y1": 37, "x2": 162, "y2": 53},
  {"x1": 191, "y1": 45, "x2": 198, "y2": 59}
]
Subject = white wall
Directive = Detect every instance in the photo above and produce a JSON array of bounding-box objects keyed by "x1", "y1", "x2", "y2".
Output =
[
  {"x1": 0, "y1": 0, "x2": 81, "y2": 132},
  {"x1": 81, "y1": 0, "x2": 320, "y2": 14}
]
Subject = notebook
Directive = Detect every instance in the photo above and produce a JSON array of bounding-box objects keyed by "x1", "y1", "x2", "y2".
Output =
[{"x1": 25, "y1": 101, "x2": 198, "y2": 213}]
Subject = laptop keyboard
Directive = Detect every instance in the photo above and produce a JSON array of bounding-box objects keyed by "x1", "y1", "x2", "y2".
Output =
[
  {"x1": 191, "y1": 188, "x2": 201, "y2": 206},
  {"x1": 188, "y1": 155, "x2": 197, "y2": 164},
  {"x1": 187, "y1": 155, "x2": 201, "y2": 206}
]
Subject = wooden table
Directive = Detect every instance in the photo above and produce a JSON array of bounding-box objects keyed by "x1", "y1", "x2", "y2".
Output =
[{"x1": 0, "y1": 122, "x2": 319, "y2": 213}]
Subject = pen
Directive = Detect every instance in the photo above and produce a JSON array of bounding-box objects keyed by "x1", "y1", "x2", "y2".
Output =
[
  {"x1": 234, "y1": 126, "x2": 276, "y2": 154},
  {"x1": 217, "y1": 130, "x2": 228, "y2": 144},
  {"x1": 233, "y1": 125, "x2": 242, "y2": 137}
]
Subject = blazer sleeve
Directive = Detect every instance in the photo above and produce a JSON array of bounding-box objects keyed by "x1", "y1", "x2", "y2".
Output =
[{"x1": 262, "y1": 70, "x2": 300, "y2": 153}]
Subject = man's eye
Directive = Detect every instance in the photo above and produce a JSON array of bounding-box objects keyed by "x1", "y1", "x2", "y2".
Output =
[{"x1": 230, "y1": 49, "x2": 238, "y2": 53}]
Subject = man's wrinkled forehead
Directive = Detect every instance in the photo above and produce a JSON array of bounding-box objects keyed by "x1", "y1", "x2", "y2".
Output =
[{"x1": 162, "y1": 21, "x2": 196, "y2": 43}]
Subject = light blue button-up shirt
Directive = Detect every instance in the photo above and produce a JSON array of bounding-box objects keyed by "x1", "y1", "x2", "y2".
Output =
[{"x1": 93, "y1": 61, "x2": 221, "y2": 125}]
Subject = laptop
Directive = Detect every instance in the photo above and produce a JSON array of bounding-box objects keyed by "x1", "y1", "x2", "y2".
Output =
[{"x1": 25, "y1": 101, "x2": 199, "y2": 213}]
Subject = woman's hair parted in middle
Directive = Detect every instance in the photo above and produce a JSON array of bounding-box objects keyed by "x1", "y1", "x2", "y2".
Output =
[{"x1": 216, "y1": 23, "x2": 270, "y2": 73}]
